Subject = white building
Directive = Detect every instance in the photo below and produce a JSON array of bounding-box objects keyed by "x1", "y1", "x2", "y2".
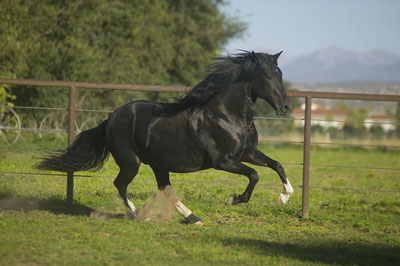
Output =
[{"x1": 290, "y1": 104, "x2": 396, "y2": 132}]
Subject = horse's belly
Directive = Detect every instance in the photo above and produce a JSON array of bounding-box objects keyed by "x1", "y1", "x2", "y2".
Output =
[
  {"x1": 135, "y1": 117, "x2": 211, "y2": 172},
  {"x1": 143, "y1": 141, "x2": 211, "y2": 172}
]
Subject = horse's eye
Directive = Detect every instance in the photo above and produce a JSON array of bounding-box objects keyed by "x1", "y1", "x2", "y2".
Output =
[
  {"x1": 265, "y1": 73, "x2": 272, "y2": 79},
  {"x1": 262, "y1": 70, "x2": 272, "y2": 79}
]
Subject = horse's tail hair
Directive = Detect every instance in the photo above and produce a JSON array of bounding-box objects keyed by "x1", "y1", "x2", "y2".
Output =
[{"x1": 36, "y1": 120, "x2": 109, "y2": 172}]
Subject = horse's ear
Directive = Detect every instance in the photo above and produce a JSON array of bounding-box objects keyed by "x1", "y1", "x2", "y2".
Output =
[
  {"x1": 251, "y1": 51, "x2": 260, "y2": 64},
  {"x1": 273, "y1": 51, "x2": 283, "y2": 63}
]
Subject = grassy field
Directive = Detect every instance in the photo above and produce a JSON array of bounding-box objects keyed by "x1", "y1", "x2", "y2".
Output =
[{"x1": 1, "y1": 134, "x2": 400, "y2": 265}]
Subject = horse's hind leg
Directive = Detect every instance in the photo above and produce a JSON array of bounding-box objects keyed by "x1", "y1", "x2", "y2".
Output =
[
  {"x1": 152, "y1": 168, "x2": 203, "y2": 225},
  {"x1": 113, "y1": 158, "x2": 141, "y2": 219}
]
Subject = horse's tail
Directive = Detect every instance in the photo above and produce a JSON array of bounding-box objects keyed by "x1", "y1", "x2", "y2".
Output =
[{"x1": 36, "y1": 120, "x2": 109, "y2": 172}]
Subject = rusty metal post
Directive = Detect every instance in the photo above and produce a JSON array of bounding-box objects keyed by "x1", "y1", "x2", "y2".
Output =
[
  {"x1": 67, "y1": 86, "x2": 76, "y2": 208},
  {"x1": 302, "y1": 96, "x2": 312, "y2": 218}
]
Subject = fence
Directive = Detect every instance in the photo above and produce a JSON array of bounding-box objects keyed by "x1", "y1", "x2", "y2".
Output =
[{"x1": 1, "y1": 78, "x2": 400, "y2": 217}]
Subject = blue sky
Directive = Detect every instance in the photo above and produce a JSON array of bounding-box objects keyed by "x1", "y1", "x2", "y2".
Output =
[{"x1": 222, "y1": 0, "x2": 400, "y2": 57}]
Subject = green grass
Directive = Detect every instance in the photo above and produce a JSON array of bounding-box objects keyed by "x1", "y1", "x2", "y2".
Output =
[{"x1": 1, "y1": 135, "x2": 400, "y2": 265}]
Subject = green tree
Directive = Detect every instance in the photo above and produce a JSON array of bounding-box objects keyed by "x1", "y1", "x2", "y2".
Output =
[
  {"x1": 343, "y1": 108, "x2": 369, "y2": 138},
  {"x1": 0, "y1": 85, "x2": 15, "y2": 107},
  {"x1": 0, "y1": 0, "x2": 245, "y2": 121},
  {"x1": 336, "y1": 100, "x2": 347, "y2": 110},
  {"x1": 370, "y1": 124, "x2": 385, "y2": 140},
  {"x1": 395, "y1": 102, "x2": 400, "y2": 137}
]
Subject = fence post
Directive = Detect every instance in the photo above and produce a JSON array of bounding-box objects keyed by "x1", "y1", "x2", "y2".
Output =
[
  {"x1": 302, "y1": 96, "x2": 312, "y2": 218},
  {"x1": 67, "y1": 86, "x2": 76, "y2": 208}
]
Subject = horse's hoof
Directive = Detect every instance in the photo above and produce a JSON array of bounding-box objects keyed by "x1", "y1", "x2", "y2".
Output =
[
  {"x1": 126, "y1": 210, "x2": 137, "y2": 220},
  {"x1": 194, "y1": 220, "x2": 205, "y2": 226},
  {"x1": 226, "y1": 194, "x2": 240, "y2": 205},
  {"x1": 276, "y1": 195, "x2": 282, "y2": 206},
  {"x1": 185, "y1": 213, "x2": 203, "y2": 225},
  {"x1": 276, "y1": 192, "x2": 290, "y2": 206}
]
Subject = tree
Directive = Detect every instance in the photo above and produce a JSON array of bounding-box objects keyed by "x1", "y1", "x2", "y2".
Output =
[
  {"x1": 0, "y1": 85, "x2": 15, "y2": 108},
  {"x1": 336, "y1": 100, "x2": 347, "y2": 110},
  {"x1": 370, "y1": 124, "x2": 384, "y2": 140},
  {"x1": 395, "y1": 102, "x2": 400, "y2": 137},
  {"x1": 343, "y1": 108, "x2": 369, "y2": 138},
  {"x1": 0, "y1": 0, "x2": 245, "y2": 119}
]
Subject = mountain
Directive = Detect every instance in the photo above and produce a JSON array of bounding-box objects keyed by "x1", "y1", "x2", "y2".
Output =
[{"x1": 280, "y1": 46, "x2": 400, "y2": 83}]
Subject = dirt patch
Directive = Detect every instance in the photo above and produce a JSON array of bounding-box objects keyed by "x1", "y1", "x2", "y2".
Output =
[
  {"x1": 0, "y1": 196, "x2": 39, "y2": 212},
  {"x1": 90, "y1": 210, "x2": 113, "y2": 220},
  {"x1": 136, "y1": 186, "x2": 179, "y2": 222},
  {"x1": 1, "y1": 186, "x2": 180, "y2": 223}
]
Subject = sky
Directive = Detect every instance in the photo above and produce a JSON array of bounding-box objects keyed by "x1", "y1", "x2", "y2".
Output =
[{"x1": 221, "y1": 0, "x2": 400, "y2": 58}]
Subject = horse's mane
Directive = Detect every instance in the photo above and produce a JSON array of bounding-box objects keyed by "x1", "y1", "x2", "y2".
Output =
[{"x1": 159, "y1": 51, "x2": 276, "y2": 114}]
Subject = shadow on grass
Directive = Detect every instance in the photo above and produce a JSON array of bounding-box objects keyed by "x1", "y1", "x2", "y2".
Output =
[
  {"x1": 0, "y1": 193, "x2": 131, "y2": 220},
  {"x1": 0, "y1": 193, "x2": 93, "y2": 216},
  {"x1": 222, "y1": 237, "x2": 400, "y2": 265}
]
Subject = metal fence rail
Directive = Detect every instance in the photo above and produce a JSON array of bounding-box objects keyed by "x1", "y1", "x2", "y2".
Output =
[
  {"x1": 1, "y1": 78, "x2": 400, "y2": 217},
  {"x1": 0, "y1": 78, "x2": 190, "y2": 92}
]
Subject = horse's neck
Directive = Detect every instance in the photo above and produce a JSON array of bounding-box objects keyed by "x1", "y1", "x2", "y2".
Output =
[{"x1": 211, "y1": 83, "x2": 255, "y2": 122}]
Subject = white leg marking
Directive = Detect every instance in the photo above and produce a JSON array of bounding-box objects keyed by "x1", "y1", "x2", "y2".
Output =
[
  {"x1": 175, "y1": 200, "x2": 192, "y2": 218},
  {"x1": 284, "y1": 179, "x2": 294, "y2": 194},
  {"x1": 127, "y1": 199, "x2": 137, "y2": 213},
  {"x1": 278, "y1": 179, "x2": 294, "y2": 205}
]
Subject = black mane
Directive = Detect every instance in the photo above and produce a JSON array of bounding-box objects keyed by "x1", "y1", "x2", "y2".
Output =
[{"x1": 160, "y1": 51, "x2": 278, "y2": 114}]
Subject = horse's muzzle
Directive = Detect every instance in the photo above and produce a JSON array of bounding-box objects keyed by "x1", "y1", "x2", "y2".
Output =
[{"x1": 275, "y1": 103, "x2": 290, "y2": 116}]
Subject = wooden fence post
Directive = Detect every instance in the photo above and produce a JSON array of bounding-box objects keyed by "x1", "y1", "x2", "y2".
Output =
[
  {"x1": 67, "y1": 86, "x2": 76, "y2": 208},
  {"x1": 302, "y1": 96, "x2": 312, "y2": 218}
]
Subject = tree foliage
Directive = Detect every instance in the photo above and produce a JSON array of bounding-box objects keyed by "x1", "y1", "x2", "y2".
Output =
[
  {"x1": 0, "y1": 84, "x2": 15, "y2": 107},
  {"x1": 0, "y1": 0, "x2": 245, "y2": 111},
  {"x1": 343, "y1": 108, "x2": 369, "y2": 137},
  {"x1": 395, "y1": 102, "x2": 400, "y2": 136}
]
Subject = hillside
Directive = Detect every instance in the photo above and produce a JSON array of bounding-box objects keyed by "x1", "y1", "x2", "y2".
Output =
[{"x1": 281, "y1": 46, "x2": 400, "y2": 83}]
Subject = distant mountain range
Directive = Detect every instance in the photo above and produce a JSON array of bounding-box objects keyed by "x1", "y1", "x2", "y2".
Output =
[{"x1": 280, "y1": 46, "x2": 400, "y2": 83}]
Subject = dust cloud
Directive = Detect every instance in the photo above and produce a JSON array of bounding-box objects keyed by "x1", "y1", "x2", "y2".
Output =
[
  {"x1": 1, "y1": 186, "x2": 180, "y2": 223},
  {"x1": 136, "y1": 186, "x2": 179, "y2": 222},
  {"x1": 0, "y1": 196, "x2": 39, "y2": 212}
]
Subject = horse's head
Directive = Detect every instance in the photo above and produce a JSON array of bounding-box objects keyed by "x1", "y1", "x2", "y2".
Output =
[{"x1": 245, "y1": 51, "x2": 290, "y2": 116}]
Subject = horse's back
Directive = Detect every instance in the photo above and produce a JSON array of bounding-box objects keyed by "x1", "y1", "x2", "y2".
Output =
[
  {"x1": 104, "y1": 101, "x2": 154, "y2": 165},
  {"x1": 106, "y1": 100, "x2": 211, "y2": 172}
]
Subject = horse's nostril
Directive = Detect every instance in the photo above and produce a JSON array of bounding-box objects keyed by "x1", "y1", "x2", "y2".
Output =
[{"x1": 281, "y1": 105, "x2": 289, "y2": 113}]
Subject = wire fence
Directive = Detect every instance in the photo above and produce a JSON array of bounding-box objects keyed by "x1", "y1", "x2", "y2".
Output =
[
  {"x1": 1, "y1": 170, "x2": 400, "y2": 193},
  {"x1": 3, "y1": 106, "x2": 400, "y2": 145},
  {"x1": 1, "y1": 91, "x2": 400, "y2": 172},
  {"x1": 1, "y1": 78, "x2": 400, "y2": 216},
  {"x1": 2, "y1": 105, "x2": 400, "y2": 188}
]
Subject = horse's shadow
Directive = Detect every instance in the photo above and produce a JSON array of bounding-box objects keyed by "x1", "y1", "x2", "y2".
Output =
[
  {"x1": 222, "y1": 237, "x2": 400, "y2": 265},
  {"x1": 0, "y1": 192, "x2": 125, "y2": 219}
]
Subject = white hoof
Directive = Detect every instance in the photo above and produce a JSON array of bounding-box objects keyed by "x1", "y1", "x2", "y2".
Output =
[
  {"x1": 277, "y1": 192, "x2": 291, "y2": 206},
  {"x1": 194, "y1": 221, "x2": 204, "y2": 226},
  {"x1": 277, "y1": 179, "x2": 294, "y2": 206},
  {"x1": 277, "y1": 194, "x2": 283, "y2": 206}
]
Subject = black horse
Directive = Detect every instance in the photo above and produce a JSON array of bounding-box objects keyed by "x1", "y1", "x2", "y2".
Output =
[{"x1": 38, "y1": 51, "x2": 294, "y2": 224}]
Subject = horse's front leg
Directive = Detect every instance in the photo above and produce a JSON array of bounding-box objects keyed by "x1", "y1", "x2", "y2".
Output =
[
  {"x1": 216, "y1": 161, "x2": 259, "y2": 205},
  {"x1": 245, "y1": 149, "x2": 294, "y2": 205}
]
